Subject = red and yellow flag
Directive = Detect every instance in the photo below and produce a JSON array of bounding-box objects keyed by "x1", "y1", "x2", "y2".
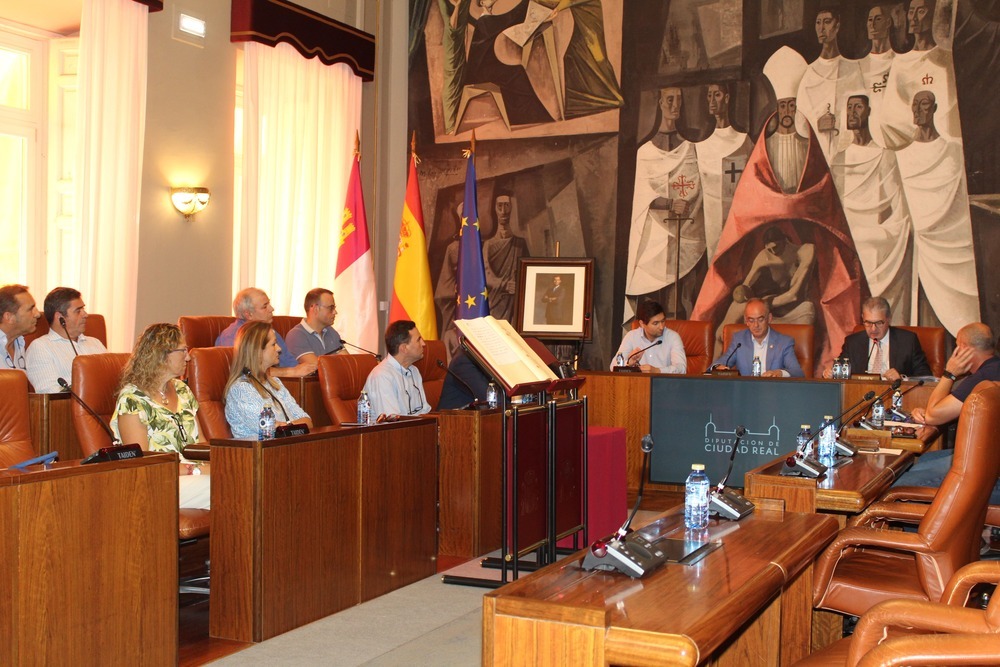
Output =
[{"x1": 389, "y1": 136, "x2": 438, "y2": 339}]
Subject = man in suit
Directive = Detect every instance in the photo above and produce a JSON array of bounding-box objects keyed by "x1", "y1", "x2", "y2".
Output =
[
  {"x1": 825, "y1": 296, "x2": 931, "y2": 381},
  {"x1": 712, "y1": 298, "x2": 804, "y2": 377}
]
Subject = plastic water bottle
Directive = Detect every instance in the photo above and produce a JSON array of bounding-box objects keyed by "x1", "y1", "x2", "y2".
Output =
[
  {"x1": 486, "y1": 382, "x2": 498, "y2": 409},
  {"x1": 751, "y1": 356, "x2": 762, "y2": 377},
  {"x1": 832, "y1": 358, "x2": 843, "y2": 380},
  {"x1": 841, "y1": 357, "x2": 852, "y2": 378},
  {"x1": 615, "y1": 353, "x2": 625, "y2": 368},
  {"x1": 892, "y1": 389, "x2": 903, "y2": 412},
  {"x1": 684, "y1": 464, "x2": 710, "y2": 530},
  {"x1": 796, "y1": 424, "x2": 812, "y2": 457},
  {"x1": 871, "y1": 398, "x2": 885, "y2": 429},
  {"x1": 258, "y1": 401, "x2": 276, "y2": 440},
  {"x1": 818, "y1": 416, "x2": 836, "y2": 463},
  {"x1": 357, "y1": 390, "x2": 372, "y2": 426}
]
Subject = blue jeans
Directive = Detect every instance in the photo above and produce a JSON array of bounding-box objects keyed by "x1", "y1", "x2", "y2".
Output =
[{"x1": 893, "y1": 450, "x2": 1000, "y2": 506}]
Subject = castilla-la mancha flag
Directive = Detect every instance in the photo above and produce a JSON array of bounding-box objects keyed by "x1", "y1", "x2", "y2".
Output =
[
  {"x1": 389, "y1": 144, "x2": 438, "y2": 339},
  {"x1": 334, "y1": 150, "x2": 378, "y2": 351}
]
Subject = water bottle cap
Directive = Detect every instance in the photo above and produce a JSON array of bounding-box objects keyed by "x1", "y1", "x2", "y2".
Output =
[
  {"x1": 824, "y1": 415, "x2": 833, "y2": 420},
  {"x1": 691, "y1": 463, "x2": 705, "y2": 471},
  {"x1": 801, "y1": 424, "x2": 810, "y2": 429},
  {"x1": 263, "y1": 401, "x2": 272, "y2": 407}
]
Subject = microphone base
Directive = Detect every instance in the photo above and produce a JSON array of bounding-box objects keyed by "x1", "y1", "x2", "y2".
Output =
[
  {"x1": 612, "y1": 366, "x2": 642, "y2": 373},
  {"x1": 710, "y1": 369, "x2": 739, "y2": 377},
  {"x1": 779, "y1": 455, "x2": 828, "y2": 478},
  {"x1": 710, "y1": 489, "x2": 755, "y2": 521}
]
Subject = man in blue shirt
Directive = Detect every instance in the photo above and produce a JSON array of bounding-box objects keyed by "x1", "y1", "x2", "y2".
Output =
[
  {"x1": 363, "y1": 320, "x2": 431, "y2": 418},
  {"x1": 285, "y1": 287, "x2": 345, "y2": 364},
  {"x1": 215, "y1": 287, "x2": 316, "y2": 377}
]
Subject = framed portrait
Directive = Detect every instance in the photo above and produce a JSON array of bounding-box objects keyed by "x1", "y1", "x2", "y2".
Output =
[{"x1": 515, "y1": 258, "x2": 594, "y2": 341}]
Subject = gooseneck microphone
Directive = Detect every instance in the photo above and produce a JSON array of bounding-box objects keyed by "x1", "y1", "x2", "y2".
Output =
[
  {"x1": 341, "y1": 340, "x2": 382, "y2": 360},
  {"x1": 241, "y1": 368, "x2": 290, "y2": 420},
  {"x1": 59, "y1": 316, "x2": 80, "y2": 357},
  {"x1": 849, "y1": 378, "x2": 902, "y2": 429},
  {"x1": 715, "y1": 425, "x2": 747, "y2": 492},
  {"x1": 626, "y1": 339, "x2": 662, "y2": 364},
  {"x1": 712, "y1": 342, "x2": 741, "y2": 370},
  {"x1": 436, "y1": 359, "x2": 483, "y2": 408},
  {"x1": 611, "y1": 434, "x2": 655, "y2": 542},
  {"x1": 710, "y1": 425, "x2": 756, "y2": 520},
  {"x1": 58, "y1": 377, "x2": 117, "y2": 444},
  {"x1": 890, "y1": 379, "x2": 926, "y2": 419}
]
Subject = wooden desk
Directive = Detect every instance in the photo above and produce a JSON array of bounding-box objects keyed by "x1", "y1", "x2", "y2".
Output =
[
  {"x1": 28, "y1": 392, "x2": 84, "y2": 460},
  {"x1": 210, "y1": 419, "x2": 438, "y2": 643},
  {"x1": 280, "y1": 375, "x2": 332, "y2": 427},
  {"x1": 436, "y1": 408, "x2": 504, "y2": 559},
  {"x1": 484, "y1": 507, "x2": 838, "y2": 666},
  {"x1": 0, "y1": 454, "x2": 178, "y2": 665}
]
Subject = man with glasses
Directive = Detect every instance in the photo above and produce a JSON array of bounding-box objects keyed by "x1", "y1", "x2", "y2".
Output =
[
  {"x1": 610, "y1": 299, "x2": 686, "y2": 373},
  {"x1": 712, "y1": 298, "x2": 804, "y2": 377},
  {"x1": 25, "y1": 287, "x2": 107, "y2": 392},
  {"x1": 0, "y1": 284, "x2": 40, "y2": 372},
  {"x1": 285, "y1": 287, "x2": 345, "y2": 365},
  {"x1": 826, "y1": 296, "x2": 931, "y2": 381},
  {"x1": 363, "y1": 320, "x2": 431, "y2": 419}
]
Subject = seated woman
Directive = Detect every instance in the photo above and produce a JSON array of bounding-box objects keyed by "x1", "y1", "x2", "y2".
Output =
[
  {"x1": 111, "y1": 323, "x2": 210, "y2": 510},
  {"x1": 224, "y1": 320, "x2": 312, "y2": 438}
]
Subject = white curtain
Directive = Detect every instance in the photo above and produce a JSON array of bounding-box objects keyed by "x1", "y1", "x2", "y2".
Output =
[
  {"x1": 75, "y1": 0, "x2": 147, "y2": 352},
  {"x1": 236, "y1": 42, "x2": 362, "y2": 315}
]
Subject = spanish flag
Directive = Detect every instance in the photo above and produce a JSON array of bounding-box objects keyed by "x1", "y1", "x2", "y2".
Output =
[
  {"x1": 456, "y1": 134, "x2": 490, "y2": 319},
  {"x1": 334, "y1": 141, "x2": 379, "y2": 351},
  {"x1": 389, "y1": 135, "x2": 438, "y2": 339}
]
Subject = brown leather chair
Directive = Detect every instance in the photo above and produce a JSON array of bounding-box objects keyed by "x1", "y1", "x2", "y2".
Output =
[
  {"x1": 271, "y1": 315, "x2": 298, "y2": 340},
  {"x1": 317, "y1": 353, "x2": 378, "y2": 425},
  {"x1": 187, "y1": 347, "x2": 234, "y2": 440},
  {"x1": 850, "y1": 324, "x2": 947, "y2": 377},
  {"x1": 721, "y1": 322, "x2": 815, "y2": 377},
  {"x1": 666, "y1": 320, "x2": 714, "y2": 375},
  {"x1": 413, "y1": 339, "x2": 448, "y2": 410},
  {"x1": 179, "y1": 314, "x2": 300, "y2": 351},
  {"x1": 0, "y1": 370, "x2": 37, "y2": 467},
  {"x1": 795, "y1": 561, "x2": 1000, "y2": 666},
  {"x1": 23, "y1": 313, "x2": 108, "y2": 348},
  {"x1": 70, "y1": 353, "x2": 130, "y2": 455},
  {"x1": 811, "y1": 381, "x2": 1000, "y2": 620}
]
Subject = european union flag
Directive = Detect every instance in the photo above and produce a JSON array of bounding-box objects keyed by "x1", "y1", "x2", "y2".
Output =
[{"x1": 456, "y1": 147, "x2": 490, "y2": 319}]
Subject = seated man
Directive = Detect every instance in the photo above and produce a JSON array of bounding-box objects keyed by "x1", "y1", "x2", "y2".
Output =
[
  {"x1": 363, "y1": 320, "x2": 432, "y2": 418},
  {"x1": 0, "y1": 284, "x2": 40, "y2": 372},
  {"x1": 712, "y1": 298, "x2": 804, "y2": 377},
  {"x1": 437, "y1": 347, "x2": 491, "y2": 410},
  {"x1": 215, "y1": 287, "x2": 316, "y2": 378},
  {"x1": 610, "y1": 300, "x2": 686, "y2": 373},
  {"x1": 894, "y1": 322, "x2": 1000, "y2": 504},
  {"x1": 826, "y1": 296, "x2": 931, "y2": 381},
  {"x1": 284, "y1": 287, "x2": 345, "y2": 364},
  {"x1": 25, "y1": 287, "x2": 108, "y2": 392}
]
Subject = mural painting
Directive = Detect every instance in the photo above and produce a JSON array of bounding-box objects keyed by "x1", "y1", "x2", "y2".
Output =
[{"x1": 410, "y1": 0, "x2": 994, "y2": 372}]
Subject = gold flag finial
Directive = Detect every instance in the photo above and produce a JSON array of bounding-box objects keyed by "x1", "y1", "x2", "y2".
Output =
[
  {"x1": 354, "y1": 130, "x2": 361, "y2": 158},
  {"x1": 470, "y1": 129, "x2": 476, "y2": 154}
]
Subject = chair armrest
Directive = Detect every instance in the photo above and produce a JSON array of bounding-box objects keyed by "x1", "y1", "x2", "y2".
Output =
[
  {"x1": 813, "y1": 527, "x2": 933, "y2": 607},
  {"x1": 848, "y1": 501, "x2": 929, "y2": 528},
  {"x1": 941, "y1": 561, "x2": 1000, "y2": 605},
  {"x1": 879, "y1": 486, "x2": 937, "y2": 504},
  {"x1": 855, "y1": 633, "x2": 1000, "y2": 667},
  {"x1": 182, "y1": 443, "x2": 211, "y2": 461},
  {"x1": 987, "y1": 504, "x2": 1000, "y2": 527}
]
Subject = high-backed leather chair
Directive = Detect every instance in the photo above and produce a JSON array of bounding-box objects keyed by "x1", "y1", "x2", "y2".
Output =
[
  {"x1": 414, "y1": 339, "x2": 448, "y2": 410},
  {"x1": 317, "y1": 354, "x2": 378, "y2": 425},
  {"x1": 811, "y1": 381, "x2": 1000, "y2": 620},
  {"x1": 666, "y1": 320, "x2": 714, "y2": 375},
  {"x1": 795, "y1": 561, "x2": 1000, "y2": 666},
  {"x1": 23, "y1": 313, "x2": 108, "y2": 348},
  {"x1": 179, "y1": 314, "x2": 300, "y2": 350},
  {"x1": 187, "y1": 347, "x2": 234, "y2": 440},
  {"x1": 722, "y1": 322, "x2": 815, "y2": 377},
  {"x1": 0, "y1": 370, "x2": 37, "y2": 467},
  {"x1": 70, "y1": 353, "x2": 130, "y2": 455},
  {"x1": 850, "y1": 324, "x2": 947, "y2": 377}
]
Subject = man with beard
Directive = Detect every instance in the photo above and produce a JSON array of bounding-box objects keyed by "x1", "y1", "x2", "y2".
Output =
[{"x1": 483, "y1": 191, "x2": 528, "y2": 322}]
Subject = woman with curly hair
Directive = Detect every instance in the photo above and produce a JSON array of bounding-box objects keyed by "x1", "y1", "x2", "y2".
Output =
[
  {"x1": 224, "y1": 321, "x2": 311, "y2": 439},
  {"x1": 110, "y1": 322, "x2": 210, "y2": 509}
]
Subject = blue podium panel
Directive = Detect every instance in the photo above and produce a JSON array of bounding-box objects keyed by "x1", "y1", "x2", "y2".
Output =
[{"x1": 649, "y1": 377, "x2": 842, "y2": 486}]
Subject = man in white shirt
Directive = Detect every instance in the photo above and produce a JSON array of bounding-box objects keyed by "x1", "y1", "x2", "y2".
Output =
[
  {"x1": 363, "y1": 320, "x2": 432, "y2": 418},
  {"x1": 26, "y1": 287, "x2": 108, "y2": 393},
  {"x1": 0, "y1": 284, "x2": 40, "y2": 373},
  {"x1": 611, "y1": 300, "x2": 686, "y2": 374},
  {"x1": 284, "y1": 287, "x2": 345, "y2": 364}
]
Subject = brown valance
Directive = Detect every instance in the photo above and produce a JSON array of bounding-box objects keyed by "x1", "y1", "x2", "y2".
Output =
[
  {"x1": 231, "y1": 0, "x2": 375, "y2": 81},
  {"x1": 133, "y1": 0, "x2": 163, "y2": 11}
]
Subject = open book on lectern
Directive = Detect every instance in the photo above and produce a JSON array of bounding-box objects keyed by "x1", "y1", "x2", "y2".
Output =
[{"x1": 454, "y1": 316, "x2": 558, "y2": 396}]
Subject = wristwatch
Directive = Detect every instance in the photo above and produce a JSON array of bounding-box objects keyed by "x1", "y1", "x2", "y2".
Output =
[{"x1": 941, "y1": 371, "x2": 958, "y2": 382}]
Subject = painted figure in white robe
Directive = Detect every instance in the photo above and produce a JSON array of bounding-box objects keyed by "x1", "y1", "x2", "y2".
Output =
[
  {"x1": 831, "y1": 94, "x2": 913, "y2": 324},
  {"x1": 896, "y1": 91, "x2": 979, "y2": 334},
  {"x1": 881, "y1": 0, "x2": 961, "y2": 149},
  {"x1": 696, "y1": 83, "x2": 751, "y2": 261},
  {"x1": 858, "y1": 5, "x2": 895, "y2": 137},
  {"x1": 625, "y1": 86, "x2": 705, "y2": 319},
  {"x1": 796, "y1": 8, "x2": 864, "y2": 162}
]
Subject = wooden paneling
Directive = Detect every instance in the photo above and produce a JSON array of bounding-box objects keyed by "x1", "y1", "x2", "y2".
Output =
[
  {"x1": 579, "y1": 371, "x2": 650, "y2": 492},
  {"x1": 280, "y1": 376, "x2": 332, "y2": 428},
  {"x1": 0, "y1": 456, "x2": 177, "y2": 666},
  {"x1": 437, "y1": 409, "x2": 503, "y2": 559},
  {"x1": 28, "y1": 392, "x2": 83, "y2": 460}
]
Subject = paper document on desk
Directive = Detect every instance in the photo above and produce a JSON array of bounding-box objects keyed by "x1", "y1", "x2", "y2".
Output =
[{"x1": 859, "y1": 447, "x2": 903, "y2": 455}]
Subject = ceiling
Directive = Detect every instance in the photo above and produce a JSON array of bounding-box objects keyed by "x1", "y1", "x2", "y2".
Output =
[{"x1": 0, "y1": 0, "x2": 82, "y2": 35}]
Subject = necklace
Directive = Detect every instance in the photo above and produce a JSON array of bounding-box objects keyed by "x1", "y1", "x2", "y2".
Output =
[{"x1": 158, "y1": 382, "x2": 170, "y2": 404}]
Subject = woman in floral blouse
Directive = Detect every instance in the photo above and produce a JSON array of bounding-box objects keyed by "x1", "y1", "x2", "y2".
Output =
[
  {"x1": 111, "y1": 322, "x2": 210, "y2": 509},
  {"x1": 223, "y1": 321, "x2": 311, "y2": 439}
]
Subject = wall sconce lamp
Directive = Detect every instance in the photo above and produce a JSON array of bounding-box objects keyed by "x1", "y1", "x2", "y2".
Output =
[{"x1": 170, "y1": 187, "x2": 211, "y2": 220}]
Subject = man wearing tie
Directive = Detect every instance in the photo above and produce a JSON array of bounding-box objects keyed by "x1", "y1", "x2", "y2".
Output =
[
  {"x1": 826, "y1": 296, "x2": 931, "y2": 381},
  {"x1": 712, "y1": 298, "x2": 804, "y2": 377},
  {"x1": 610, "y1": 300, "x2": 686, "y2": 373}
]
